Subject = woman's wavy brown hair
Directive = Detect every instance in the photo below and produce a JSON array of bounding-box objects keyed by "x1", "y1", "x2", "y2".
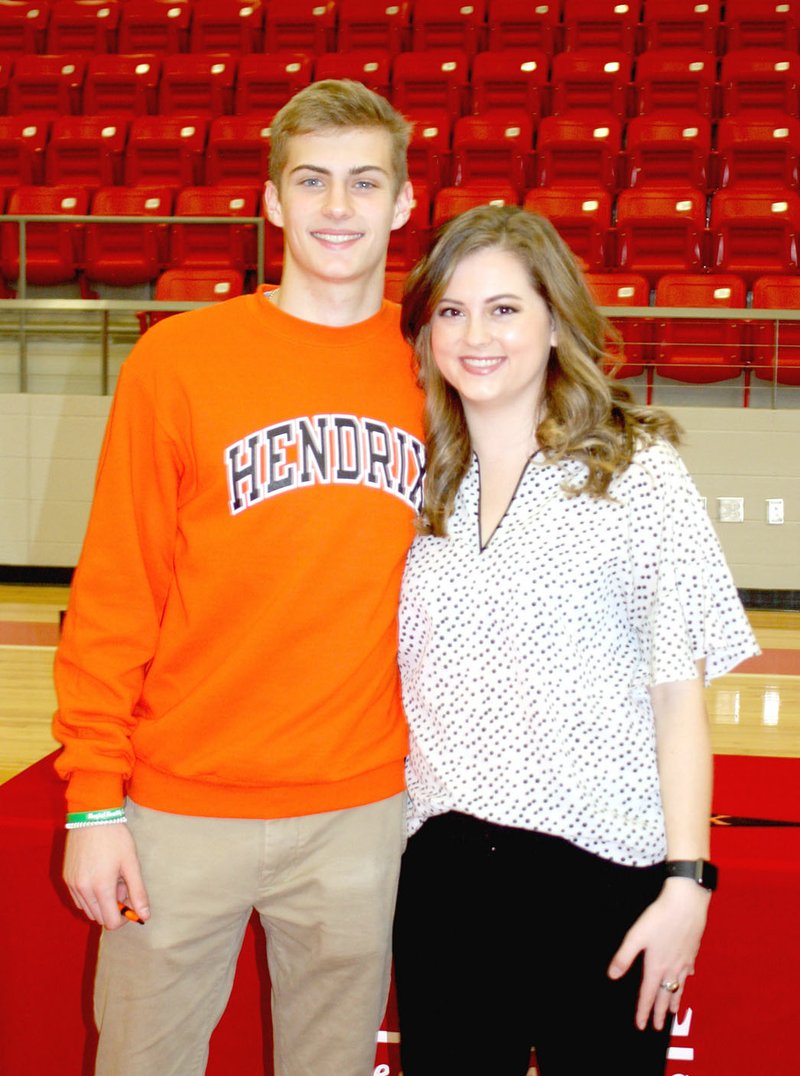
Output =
[{"x1": 401, "y1": 204, "x2": 681, "y2": 537}]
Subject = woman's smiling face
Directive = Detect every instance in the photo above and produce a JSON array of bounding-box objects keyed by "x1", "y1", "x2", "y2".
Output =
[{"x1": 430, "y1": 245, "x2": 557, "y2": 418}]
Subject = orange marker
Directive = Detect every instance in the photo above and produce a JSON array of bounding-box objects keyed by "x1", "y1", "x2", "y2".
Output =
[{"x1": 118, "y1": 901, "x2": 145, "y2": 925}]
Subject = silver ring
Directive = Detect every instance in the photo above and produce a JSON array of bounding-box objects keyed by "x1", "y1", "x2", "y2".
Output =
[{"x1": 660, "y1": 980, "x2": 680, "y2": 994}]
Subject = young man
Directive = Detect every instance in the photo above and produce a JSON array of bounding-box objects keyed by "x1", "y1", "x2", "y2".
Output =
[{"x1": 53, "y1": 80, "x2": 423, "y2": 1076}]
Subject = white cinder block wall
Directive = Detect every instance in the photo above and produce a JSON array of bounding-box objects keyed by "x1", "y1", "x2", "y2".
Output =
[{"x1": 1, "y1": 397, "x2": 798, "y2": 590}]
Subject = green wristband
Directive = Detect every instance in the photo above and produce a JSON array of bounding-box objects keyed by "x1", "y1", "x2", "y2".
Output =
[{"x1": 66, "y1": 806, "x2": 126, "y2": 826}]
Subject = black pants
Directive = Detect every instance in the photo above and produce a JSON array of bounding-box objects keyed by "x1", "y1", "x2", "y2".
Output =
[{"x1": 392, "y1": 812, "x2": 672, "y2": 1076}]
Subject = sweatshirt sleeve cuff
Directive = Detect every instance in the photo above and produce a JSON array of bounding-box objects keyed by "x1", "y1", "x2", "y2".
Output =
[{"x1": 64, "y1": 771, "x2": 127, "y2": 815}]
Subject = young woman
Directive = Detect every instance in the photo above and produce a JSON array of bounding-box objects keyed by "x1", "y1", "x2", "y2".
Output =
[{"x1": 393, "y1": 205, "x2": 759, "y2": 1075}]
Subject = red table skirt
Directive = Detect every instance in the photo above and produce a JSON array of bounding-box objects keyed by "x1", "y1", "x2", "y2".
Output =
[{"x1": 1, "y1": 753, "x2": 798, "y2": 1076}]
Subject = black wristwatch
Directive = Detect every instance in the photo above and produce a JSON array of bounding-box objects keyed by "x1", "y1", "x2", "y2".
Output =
[{"x1": 664, "y1": 859, "x2": 718, "y2": 891}]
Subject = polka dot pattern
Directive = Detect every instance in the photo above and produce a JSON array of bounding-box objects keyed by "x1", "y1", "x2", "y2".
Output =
[{"x1": 398, "y1": 439, "x2": 760, "y2": 866}]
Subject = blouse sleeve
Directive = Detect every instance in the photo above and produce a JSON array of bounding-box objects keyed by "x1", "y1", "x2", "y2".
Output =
[{"x1": 627, "y1": 439, "x2": 760, "y2": 687}]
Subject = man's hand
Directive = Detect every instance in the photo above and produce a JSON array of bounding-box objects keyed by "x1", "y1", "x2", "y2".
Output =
[{"x1": 64, "y1": 824, "x2": 150, "y2": 930}]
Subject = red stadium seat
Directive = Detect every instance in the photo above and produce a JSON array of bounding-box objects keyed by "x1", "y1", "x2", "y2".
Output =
[
  {"x1": 234, "y1": 53, "x2": 312, "y2": 116},
  {"x1": 624, "y1": 114, "x2": 711, "y2": 191},
  {"x1": 264, "y1": 0, "x2": 337, "y2": 55},
  {"x1": 46, "y1": 115, "x2": 127, "y2": 189},
  {"x1": 433, "y1": 182, "x2": 518, "y2": 228},
  {"x1": 139, "y1": 267, "x2": 245, "y2": 331},
  {"x1": 8, "y1": 54, "x2": 85, "y2": 115},
  {"x1": 452, "y1": 114, "x2": 533, "y2": 194},
  {"x1": 751, "y1": 275, "x2": 800, "y2": 385},
  {"x1": 585, "y1": 272, "x2": 650, "y2": 379},
  {"x1": 392, "y1": 49, "x2": 470, "y2": 116},
  {"x1": 642, "y1": 0, "x2": 721, "y2": 52},
  {"x1": 721, "y1": 49, "x2": 800, "y2": 116},
  {"x1": 118, "y1": 0, "x2": 190, "y2": 54},
  {"x1": 635, "y1": 49, "x2": 717, "y2": 116},
  {"x1": 0, "y1": 53, "x2": 10, "y2": 114},
  {"x1": 386, "y1": 181, "x2": 431, "y2": 271},
  {"x1": 0, "y1": 1, "x2": 50, "y2": 53},
  {"x1": 470, "y1": 48, "x2": 548, "y2": 122},
  {"x1": 654, "y1": 273, "x2": 748, "y2": 386},
  {"x1": 1, "y1": 184, "x2": 89, "y2": 286},
  {"x1": 535, "y1": 114, "x2": 622, "y2": 191},
  {"x1": 383, "y1": 269, "x2": 408, "y2": 303},
  {"x1": 411, "y1": 0, "x2": 487, "y2": 56},
  {"x1": 615, "y1": 187, "x2": 707, "y2": 281},
  {"x1": 550, "y1": 49, "x2": 632, "y2": 120},
  {"x1": 523, "y1": 187, "x2": 612, "y2": 272},
  {"x1": 46, "y1": 0, "x2": 119, "y2": 53},
  {"x1": 724, "y1": 0, "x2": 800, "y2": 51},
  {"x1": 207, "y1": 115, "x2": 271, "y2": 188},
  {"x1": 84, "y1": 55, "x2": 160, "y2": 117},
  {"x1": 313, "y1": 50, "x2": 392, "y2": 98},
  {"x1": 337, "y1": 0, "x2": 410, "y2": 55},
  {"x1": 85, "y1": 185, "x2": 172, "y2": 287},
  {"x1": 189, "y1": 0, "x2": 264, "y2": 54},
  {"x1": 406, "y1": 109, "x2": 452, "y2": 192},
  {"x1": 562, "y1": 0, "x2": 641, "y2": 53},
  {"x1": 487, "y1": 0, "x2": 561, "y2": 54},
  {"x1": 125, "y1": 116, "x2": 208, "y2": 187},
  {"x1": 171, "y1": 186, "x2": 259, "y2": 272},
  {"x1": 710, "y1": 188, "x2": 800, "y2": 281},
  {"x1": 716, "y1": 115, "x2": 800, "y2": 188},
  {"x1": 159, "y1": 54, "x2": 236, "y2": 118},
  {"x1": 0, "y1": 115, "x2": 48, "y2": 187}
]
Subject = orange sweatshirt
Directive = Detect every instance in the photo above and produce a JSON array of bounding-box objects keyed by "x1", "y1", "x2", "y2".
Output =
[{"x1": 53, "y1": 290, "x2": 424, "y2": 818}]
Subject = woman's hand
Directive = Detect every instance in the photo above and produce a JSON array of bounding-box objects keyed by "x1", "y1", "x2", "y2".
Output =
[{"x1": 607, "y1": 878, "x2": 711, "y2": 1031}]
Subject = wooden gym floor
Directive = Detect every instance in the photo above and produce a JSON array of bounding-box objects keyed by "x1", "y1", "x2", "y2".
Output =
[{"x1": 1, "y1": 584, "x2": 799, "y2": 788}]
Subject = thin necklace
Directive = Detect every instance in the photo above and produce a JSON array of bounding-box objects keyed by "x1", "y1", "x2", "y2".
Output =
[{"x1": 267, "y1": 287, "x2": 280, "y2": 305}]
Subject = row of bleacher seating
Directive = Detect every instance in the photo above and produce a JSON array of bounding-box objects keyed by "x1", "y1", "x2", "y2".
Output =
[
  {"x1": 136, "y1": 266, "x2": 800, "y2": 391},
  {"x1": 3, "y1": 182, "x2": 800, "y2": 288},
  {"x1": 3, "y1": 111, "x2": 799, "y2": 196},
  {"x1": 3, "y1": 48, "x2": 800, "y2": 120},
  {"x1": 2, "y1": 0, "x2": 800, "y2": 58}
]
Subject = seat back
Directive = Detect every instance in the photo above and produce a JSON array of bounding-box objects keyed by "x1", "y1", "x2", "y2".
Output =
[
  {"x1": 189, "y1": 0, "x2": 264, "y2": 53},
  {"x1": 171, "y1": 186, "x2": 259, "y2": 271},
  {"x1": 615, "y1": 187, "x2": 707, "y2": 281},
  {"x1": 159, "y1": 54, "x2": 236, "y2": 118},
  {"x1": 207, "y1": 116, "x2": 271, "y2": 188},
  {"x1": 0, "y1": 115, "x2": 48, "y2": 186},
  {"x1": 550, "y1": 49, "x2": 632, "y2": 119},
  {"x1": 585, "y1": 271, "x2": 650, "y2": 377},
  {"x1": 337, "y1": 0, "x2": 410, "y2": 54},
  {"x1": 654, "y1": 273, "x2": 747, "y2": 383},
  {"x1": 433, "y1": 182, "x2": 518, "y2": 228},
  {"x1": 264, "y1": 0, "x2": 337, "y2": 54},
  {"x1": 522, "y1": 187, "x2": 612, "y2": 271},
  {"x1": 635, "y1": 49, "x2": 717, "y2": 115},
  {"x1": 47, "y1": 0, "x2": 119, "y2": 52},
  {"x1": 750, "y1": 274, "x2": 800, "y2": 384},
  {"x1": 392, "y1": 49, "x2": 470, "y2": 115},
  {"x1": 721, "y1": 49, "x2": 800, "y2": 115},
  {"x1": 1, "y1": 184, "x2": 88, "y2": 285},
  {"x1": 625, "y1": 114, "x2": 711, "y2": 190},
  {"x1": 235, "y1": 53, "x2": 313, "y2": 116},
  {"x1": 562, "y1": 0, "x2": 641, "y2": 53},
  {"x1": 470, "y1": 49, "x2": 548, "y2": 121},
  {"x1": 642, "y1": 0, "x2": 721, "y2": 51},
  {"x1": 125, "y1": 116, "x2": 208, "y2": 186},
  {"x1": 118, "y1": 0, "x2": 190, "y2": 53},
  {"x1": 452, "y1": 114, "x2": 533, "y2": 194},
  {"x1": 46, "y1": 115, "x2": 127, "y2": 189},
  {"x1": 411, "y1": 0, "x2": 488, "y2": 56},
  {"x1": 85, "y1": 185, "x2": 172, "y2": 286},
  {"x1": 535, "y1": 114, "x2": 621, "y2": 190},
  {"x1": 8, "y1": 54, "x2": 85, "y2": 115},
  {"x1": 711, "y1": 188, "x2": 800, "y2": 280},
  {"x1": 716, "y1": 115, "x2": 800, "y2": 188},
  {"x1": 84, "y1": 55, "x2": 160, "y2": 117},
  {"x1": 313, "y1": 50, "x2": 392, "y2": 98},
  {"x1": 725, "y1": 0, "x2": 800, "y2": 50},
  {"x1": 486, "y1": 0, "x2": 561, "y2": 53}
]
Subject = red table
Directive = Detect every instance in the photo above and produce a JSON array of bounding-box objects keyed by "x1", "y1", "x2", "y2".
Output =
[{"x1": 1, "y1": 753, "x2": 797, "y2": 1075}]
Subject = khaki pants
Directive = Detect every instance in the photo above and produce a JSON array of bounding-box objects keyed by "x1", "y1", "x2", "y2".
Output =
[{"x1": 95, "y1": 794, "x2": 406, "y2": 1076}]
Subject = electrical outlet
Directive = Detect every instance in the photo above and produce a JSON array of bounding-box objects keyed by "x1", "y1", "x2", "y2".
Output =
[
  {"x1": 718, "y1": 497, "x2": 744, "y2": 523},
  {"x1": 767, "y1": 499, "x2": 784, "y2": 525}
]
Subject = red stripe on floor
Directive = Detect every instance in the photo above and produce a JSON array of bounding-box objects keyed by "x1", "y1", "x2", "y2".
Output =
[
  {"x1": 736, "y1": 649, "x2": 800, "y2": 676},
  {"x1": 0, "y1": 621, "x2": 60, "y2": 646}
]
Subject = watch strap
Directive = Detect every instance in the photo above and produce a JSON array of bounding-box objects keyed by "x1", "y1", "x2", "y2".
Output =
[{"x1": 665, "y1": 859, "x2": 718, "y2": 891}]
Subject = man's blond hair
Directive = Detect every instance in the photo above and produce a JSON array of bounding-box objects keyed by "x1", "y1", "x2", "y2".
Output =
[{"x1": 269, "y1": 79, "x2": 411, "y2": 194}]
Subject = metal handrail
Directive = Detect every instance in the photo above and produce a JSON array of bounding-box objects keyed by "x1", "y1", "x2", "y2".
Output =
[{"x1": 2, "y1": 212, "x2": 267, "y2": 298}]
